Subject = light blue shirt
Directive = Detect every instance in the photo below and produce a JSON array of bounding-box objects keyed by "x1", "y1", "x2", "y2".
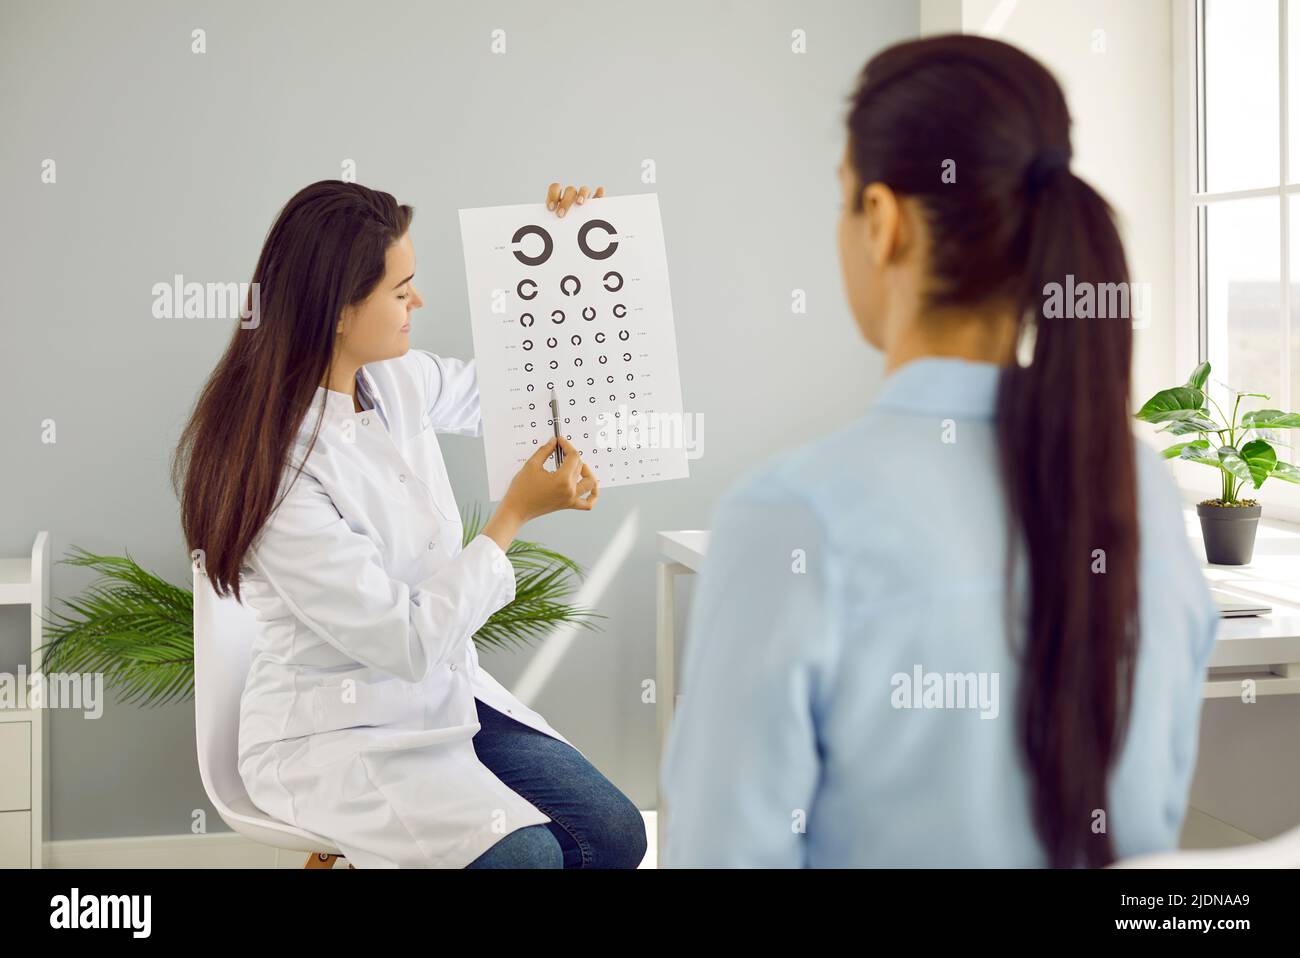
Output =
[{"x1": 659, "y1": 357, "x2": 1219, "y2": 867}]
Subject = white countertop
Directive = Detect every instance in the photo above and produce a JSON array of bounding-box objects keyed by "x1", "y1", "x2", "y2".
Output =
[
  {"x1": 1187, "y1": 510, "x2": 1300, "y2": 667},
  {"x1": 658, "y1": 508, "x2": 1300, "y2": 670}
]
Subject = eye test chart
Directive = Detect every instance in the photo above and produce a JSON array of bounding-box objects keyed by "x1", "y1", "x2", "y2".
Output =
[{"x1": 458, "y1": 193, "x2": 689, "y2": 501}]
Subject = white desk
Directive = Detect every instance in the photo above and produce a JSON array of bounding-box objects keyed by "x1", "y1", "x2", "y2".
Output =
[
  {"x1": 654, "y1": 531, "x2": 708, "y2": 863},
  {"x1": 1189, "y1": 512, "x2": 1300, "y2": 696},
  {"x1": 653, "y1": 512, "x2": 1300, "y2": 858}
]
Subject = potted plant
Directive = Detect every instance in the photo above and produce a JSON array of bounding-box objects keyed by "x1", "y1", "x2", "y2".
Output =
[
  {"x1": 37, "y1": 504, "x2": 602, "y2": 705},
  {"x1": 1136, "y1": 361, "x2": 1300, "y2": 565}
]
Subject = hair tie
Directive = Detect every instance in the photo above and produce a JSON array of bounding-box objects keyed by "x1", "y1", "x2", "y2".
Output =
[{"x1": 1025, "y1": 147, "x2": 1071, "y2": 191}]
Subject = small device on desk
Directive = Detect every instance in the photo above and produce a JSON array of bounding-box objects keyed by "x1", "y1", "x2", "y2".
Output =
[{"x1": 1211, "y1": 588, "x2": 1272, "y2": 618}]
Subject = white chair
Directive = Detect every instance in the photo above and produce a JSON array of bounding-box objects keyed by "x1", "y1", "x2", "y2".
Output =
[
  {"x1": 1112, "y1": 821, "x2": 1300, "y2": 868},
  {"x1": 193, "y1": 565, "x2": 348, "y2": 869}
]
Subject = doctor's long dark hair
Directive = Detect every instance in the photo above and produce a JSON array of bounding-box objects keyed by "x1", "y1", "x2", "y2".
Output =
[
  {"x1": 845, "y1": 35, "x2": 1138, "y2": 867},
  {"x1": 172, "y1": 181, "x2": 413, "y2": 602}
]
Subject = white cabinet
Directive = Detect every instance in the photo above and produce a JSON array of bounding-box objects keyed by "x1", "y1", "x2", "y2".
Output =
[
  {"x1": 0, "y1": 812, "x2": 30, "y2": 868},
  {"x1": 0, "y1": 532, "x2": 48, "y2": 868},
  {"x1": 0, "y1": 723, "x2": 30, "y2": 812}
]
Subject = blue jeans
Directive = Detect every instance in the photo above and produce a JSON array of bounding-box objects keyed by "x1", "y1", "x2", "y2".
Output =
[{"x1": 464, "y1": 698, "x2": 646, "y2": 868}]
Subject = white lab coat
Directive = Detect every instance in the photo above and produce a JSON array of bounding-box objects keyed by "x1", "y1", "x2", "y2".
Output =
[{"x1": 236, "y1": 347, "x2": 579, "y2": 868}]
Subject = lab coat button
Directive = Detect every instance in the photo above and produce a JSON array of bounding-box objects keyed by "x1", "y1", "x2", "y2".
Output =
[
  {"x1": 448, "y1": 663, "x2": 457, "y2": 671},
  {"x1": 427, "y1": 541, "x2": 435, "y2": 550},
  {"x1": 398, "y1": 474, "x2": 406, "y2": 483},
  {"x1": 361, "y1": 416, "x2": 369, "y2": 426}
]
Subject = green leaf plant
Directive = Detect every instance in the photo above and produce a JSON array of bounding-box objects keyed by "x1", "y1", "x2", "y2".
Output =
[
  {"x1": 37, "y1": 508, "x2": 602, "y2": 707},
  {"x1": 1135, "y1": 361, "x2": 1300, "y2": 506}
]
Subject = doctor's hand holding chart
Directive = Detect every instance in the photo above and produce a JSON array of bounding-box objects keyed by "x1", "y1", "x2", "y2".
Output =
[{"x1": 459, "y1": 189, "x2": 690, "y2": 500}]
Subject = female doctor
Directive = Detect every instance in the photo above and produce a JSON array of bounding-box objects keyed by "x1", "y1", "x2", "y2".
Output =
[{"x1": 174, "y1": 180, "x2": 646, "y2": 869}]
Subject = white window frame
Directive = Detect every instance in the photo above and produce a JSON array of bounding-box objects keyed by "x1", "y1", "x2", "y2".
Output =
[{"x1": 1173, "y1": 0, "x2": 1300, "y2": 524}]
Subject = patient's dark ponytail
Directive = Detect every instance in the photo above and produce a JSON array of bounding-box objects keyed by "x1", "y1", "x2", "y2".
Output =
[{"x1": 846, "y1": 35, "x2": 1138, "y2": 867}]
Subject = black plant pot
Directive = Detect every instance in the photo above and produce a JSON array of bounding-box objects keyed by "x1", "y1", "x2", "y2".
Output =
[{"x1": 1196, "y1": 502, "x2": 1262, "y2": 565}]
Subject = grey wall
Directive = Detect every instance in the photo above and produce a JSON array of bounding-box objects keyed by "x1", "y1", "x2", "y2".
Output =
[{"x1": 0, "y1": 0, "x2": 919, "y2": 839}]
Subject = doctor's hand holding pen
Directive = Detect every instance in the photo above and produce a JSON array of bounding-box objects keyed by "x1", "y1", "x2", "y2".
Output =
[
  {"x1": 482, "y1": 436, "x2": 598, "y2": 552},
  {"x1": 479, "y1": 181, "x2": 605, "y2": 552}
]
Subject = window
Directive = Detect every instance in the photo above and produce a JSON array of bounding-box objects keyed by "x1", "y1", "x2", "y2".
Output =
[{"x1": 1195, "y1": 0, "x2": 1298, "y2": 428}]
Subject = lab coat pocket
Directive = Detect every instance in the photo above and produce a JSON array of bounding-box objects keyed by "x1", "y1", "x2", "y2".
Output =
[{"x1": 309, "y1": 679, "x2": 420, "y2": 736}]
